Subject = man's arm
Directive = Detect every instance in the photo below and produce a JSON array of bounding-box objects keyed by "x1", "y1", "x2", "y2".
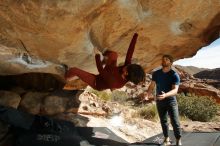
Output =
[
  {"x1": 157, "y1": 84, "x2": 179, "y2": 100},
  {"x1": 124, "y1": 33, "x2": 138, "y2": 65}
]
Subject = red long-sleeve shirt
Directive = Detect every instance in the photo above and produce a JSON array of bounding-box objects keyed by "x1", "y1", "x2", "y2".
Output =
[{"x1": 95, "y1": 33, "x2": 138, "y2": 90}]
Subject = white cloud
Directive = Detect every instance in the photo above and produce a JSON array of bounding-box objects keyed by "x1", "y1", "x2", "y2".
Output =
[{"x1": 174, "y1": 38, "x2": 220, "y2": 69}]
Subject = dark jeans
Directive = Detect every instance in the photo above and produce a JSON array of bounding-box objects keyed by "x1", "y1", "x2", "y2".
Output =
[{"x1": 156, "y1": 100, "x2": 181, "y2": 139}]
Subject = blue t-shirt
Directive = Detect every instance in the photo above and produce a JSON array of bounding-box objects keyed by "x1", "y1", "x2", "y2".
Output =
[{"x1": 152, "y1": 68, "x2": 180, "y2": 102}]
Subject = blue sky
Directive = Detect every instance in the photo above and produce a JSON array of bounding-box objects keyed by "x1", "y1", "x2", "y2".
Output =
[{"x1": 174, "y1": 38, "x2": 220, "y2": 69}]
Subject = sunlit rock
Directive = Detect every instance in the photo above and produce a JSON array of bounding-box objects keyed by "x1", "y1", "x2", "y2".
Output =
[{"x1": 0, "y1": 0, "x2": 220, "y2": 88}]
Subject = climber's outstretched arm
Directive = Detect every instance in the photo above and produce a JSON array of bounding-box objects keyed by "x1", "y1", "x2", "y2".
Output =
[{"x1": 124, "y1": 33, "x2": 138, "y2": 65}]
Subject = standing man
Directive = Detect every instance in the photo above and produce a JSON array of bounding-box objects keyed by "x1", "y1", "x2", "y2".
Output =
[{"x1": 145, "y1": 55, "x2": 182, "y2": 146}]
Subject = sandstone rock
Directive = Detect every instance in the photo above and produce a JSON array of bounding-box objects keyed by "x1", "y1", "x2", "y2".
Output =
[
  {"x1": 0, "y1": 90, "x2": 21, "y2": 108},
  {"x1": 0, "y1": 72, "x2": 66, "y2": 91},
  {"x1": 203, "y1": 79, "x2": 220, "y2": 90},
  {"x1": 175, "y1": 66, "x2": 220, "y2": 103},
  {"x1": 174, "y1": 65, "x2": 207, "y2": 76},
  {"x1": 0, "y1": 1, "x2": 220, "y2": 89},
  {"x1": 9, "y1": 86, "x2": 26, "y2": 96},
  {"x1": 20, "y1": 91, "x2": 49, "y2": 114},
  {"x1": 68, "y1": 89, "x2": 111, "y2": 116},
  {"x1": 182, "y1": 121, "x2": 220, "y2": 132},
  {"x1": 179, "y1": 81, "x2": 220, "y2": 103},
  {"x1": 194, "y1": 68, "x2": 220, "y2": 80},
  {"x1": 43, "y1": 95, "x2": 68, "y2": 115}
]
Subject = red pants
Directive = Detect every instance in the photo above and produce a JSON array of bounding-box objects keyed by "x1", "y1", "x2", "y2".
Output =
[{"x1": 65, "y1": 67, "x2": 97, "y2": 89}]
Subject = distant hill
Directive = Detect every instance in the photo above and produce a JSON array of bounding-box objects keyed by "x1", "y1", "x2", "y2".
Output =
[
  {"x1": 174, "y1": 65, "x2": 208, "y2": 75},
  {"x1": 194, "y1": 68, "x2": 220, "y2": 80}
]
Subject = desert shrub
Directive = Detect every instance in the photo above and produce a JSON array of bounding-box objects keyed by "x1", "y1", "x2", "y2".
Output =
[
  {"x1": 89, "y1": 89, "x2": 130, "y2": 102},
  {"x1": 136, "y1": 104, "x2": 158, "y2": 120},
  {"x1": 177, "y1": 93, "x2": 219, "y2": 122},
  {"x1": 111, "y1": 90, "x2": 130, "y2": 102},
  {"x1": 89, "y1": 89, "x2": 111, "y2": 101}
]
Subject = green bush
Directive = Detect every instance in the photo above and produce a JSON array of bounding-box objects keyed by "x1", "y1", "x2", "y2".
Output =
[
  {"x1": 136, "y1": 104, "x2": 158, "y2": 120},
  {"x1": 177, "y1": 93, "x2": 219, "y2": 122},
  {"x1": 89, "y1": 89, "x2": 111, "y2": 101},
  {"x1": 111, "y1": 90, "x2": 129, "y2": 103},
  {"x1": 89, "y1": 89, "x2": 130, "y2": 102}
]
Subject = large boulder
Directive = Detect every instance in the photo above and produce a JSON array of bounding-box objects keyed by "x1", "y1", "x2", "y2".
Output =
[
  {"x1": 19, "y1": 91, "x2": 49, "y2": 114},
  {"x1": 0, "y1": 90, "x2": 21, "y2": 108},
  {"x1": 0, "y1": 0, "x2": 220, "y2": 88}
]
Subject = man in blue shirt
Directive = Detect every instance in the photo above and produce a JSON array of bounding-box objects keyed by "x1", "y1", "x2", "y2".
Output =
[{"x1": 145, "y1": 54, "x2": 182, "y2": 146}]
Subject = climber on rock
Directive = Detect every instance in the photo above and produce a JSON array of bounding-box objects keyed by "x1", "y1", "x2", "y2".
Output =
[{"x1": 65, "y1": 33, "x2": 145, "y2": 91}]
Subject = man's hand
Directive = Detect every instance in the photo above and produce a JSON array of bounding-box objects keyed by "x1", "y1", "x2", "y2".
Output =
[{"x1": 157, "y1": 91, "x2": 166, "y2": 100}]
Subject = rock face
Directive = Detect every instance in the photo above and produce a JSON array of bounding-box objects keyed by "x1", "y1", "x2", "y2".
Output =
[
  {"x1": 0, "y1": 1, "x2": 220, "y2": 89},
  {"x1": 0, "y1": 73, "x2": 66, "y2": 91},
  {"x1": 175, "y1": 66, "x2": 220, "y2": 104},
  {"x1": 179, "y1": 80, "x2": 220, "y2": 103},
  {"x1": 0, "y1": 90, "x2": 21, "y2": 108},
  {"x1": 174, "y1": 65, "x2": 207, "y2": 76},
  {"x1": 194, "y1": 68, "x2": 220, "y2": 89},
  {"x1": 194, "y1": 68, "x2": 220, "y2": 80}
]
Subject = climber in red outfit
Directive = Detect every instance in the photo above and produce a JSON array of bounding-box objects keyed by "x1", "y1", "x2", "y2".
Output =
[{"x1": 65, "y1": 33, "x2": 145, "y2": 91}]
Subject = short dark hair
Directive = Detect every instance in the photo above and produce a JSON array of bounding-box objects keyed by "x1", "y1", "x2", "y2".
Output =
[
  {"x1": 162, "y1": 54, "x2": 174, "y2": 63},
  {"x1": 126, "y1": 64, "x2": 145, "y2": 85}
]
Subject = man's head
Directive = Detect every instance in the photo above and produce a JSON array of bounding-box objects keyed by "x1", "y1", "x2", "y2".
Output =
[
  {"x1": 124, "y1": 64, "x2": 145, "y2": 85},
  {"x1": 162, "y1": 54, "x2": 173, "y2": 68}
]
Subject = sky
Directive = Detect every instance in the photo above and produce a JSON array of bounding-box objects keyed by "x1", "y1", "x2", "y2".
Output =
[{"x1": 174, "y1": 38, "x2": 220, "y2": 69}]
